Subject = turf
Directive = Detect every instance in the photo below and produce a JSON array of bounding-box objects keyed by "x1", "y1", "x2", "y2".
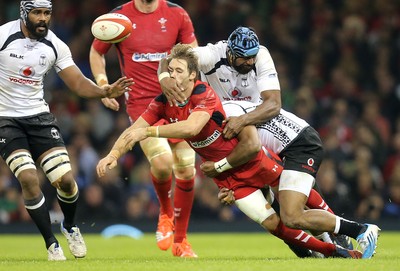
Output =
[{"x1": 0, "y1": 232, "x2": 399, "y2": 271}]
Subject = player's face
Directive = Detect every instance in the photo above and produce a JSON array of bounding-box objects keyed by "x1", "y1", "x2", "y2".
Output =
[
  {"x1": 169, "y1": 58, "x2": 196, "y2": 92},
  {"x1": 233, "y1": 55, "x2": 256, "y2": 74},
  {"x1": 26, "y1": 8, "x2": 51, "y2": 39}
]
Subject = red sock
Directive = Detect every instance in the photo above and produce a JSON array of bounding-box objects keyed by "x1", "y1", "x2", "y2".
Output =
[
  {"x1": 151, "y1": 173, "x2": 173, "y2": 217},
  {"x1": 271, "y1": 221, "x2": 336, "y2": 257},
  {"x1": 306, "y1": 189, "x2": 334, "y2": 214},
  {"x1": 173, "y1": 178, "x2": 195, "y2": 243}
]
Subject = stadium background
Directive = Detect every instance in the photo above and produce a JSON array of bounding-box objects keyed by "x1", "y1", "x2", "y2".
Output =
[{"x1": 0, "y1": 0, "x2": 400, "y2": 233}]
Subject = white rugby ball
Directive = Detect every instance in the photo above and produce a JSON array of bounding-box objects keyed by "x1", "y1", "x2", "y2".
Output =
[{"x1": 91, "y1": 13, "x2": 132, "y2": 43}]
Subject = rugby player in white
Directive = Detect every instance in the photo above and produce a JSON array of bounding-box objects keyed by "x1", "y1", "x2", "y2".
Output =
[{"x1": 0, "y1": 0, "x2": 132, "y2": 261}]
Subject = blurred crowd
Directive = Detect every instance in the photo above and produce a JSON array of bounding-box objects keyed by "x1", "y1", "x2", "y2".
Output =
[{"x1": 1, "y1": 0, "x2": 400, "y2": 227}]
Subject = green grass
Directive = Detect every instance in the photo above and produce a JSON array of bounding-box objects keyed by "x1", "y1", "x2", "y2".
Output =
[{"x1": 0, "y1": 232, "x2": 399, "y2": 271}]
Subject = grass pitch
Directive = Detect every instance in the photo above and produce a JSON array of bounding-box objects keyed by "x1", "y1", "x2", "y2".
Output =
[{"x1": 0, "y1": 232, "x2": 399, "y2": 271}]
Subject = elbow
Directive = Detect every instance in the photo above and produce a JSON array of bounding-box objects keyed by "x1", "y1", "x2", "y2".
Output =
[{"x1": 247, "y1": 140, "x2": 261, "y2": 156}]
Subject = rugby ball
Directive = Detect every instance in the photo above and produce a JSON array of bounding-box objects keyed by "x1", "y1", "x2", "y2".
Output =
[{"x1": 91, "y1": 13, "x2": 132, "y2": 43}]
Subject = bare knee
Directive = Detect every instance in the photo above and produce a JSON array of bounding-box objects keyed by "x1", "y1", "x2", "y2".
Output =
[
  {"x1": 17, "y1": 169, "x2": 41, "y2": 198},
  {"x1": 261, "y1": 213, "x2": 281, "y2": 232},
  {"x1": 57, "y1": 171, "x2": 77, "y2": 194},
  {"x1": 150, "y1": 155, "x2": 173, "y2": 181}
]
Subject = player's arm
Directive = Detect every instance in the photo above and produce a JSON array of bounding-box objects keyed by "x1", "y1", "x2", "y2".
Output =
[
  {"x1": 200, "y1": 125, "x2": 261, "y2": 178},
  {"x1": 89, "y1": 45, "x2": 121, "y2": 111},
  {"x1": 223, "y1": 90, "x2": 281, "y2": 139},
  {"x1": 58, "y1": 65, "x2": 133, "y2": 99}
]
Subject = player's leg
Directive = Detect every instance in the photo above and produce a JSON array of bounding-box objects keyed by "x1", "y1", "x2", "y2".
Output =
[
  {"x1": 140, "y1": 137, "x2": 174, "y2": 250},
  {"x1": 278, "y1": 170, "x2": 379, "y2": 258},
  {"x1": 170, "y1": 141, "x2": 197, "y2": 258},
  {"x1": 0, "y1": 118, "x2": 65, "y2": 261},
  {"x1": 235, "y1": 189, "x2": 361, "y2": 258},
  {"x1": 37, "y1": 146, "x2": 86, "y2": 258},
  {"x1": 26, "y1": 112, "x2": 86, "y2": 259}
]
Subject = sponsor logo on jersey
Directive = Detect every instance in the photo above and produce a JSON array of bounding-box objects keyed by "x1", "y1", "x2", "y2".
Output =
[
  {"x1": 10, "y1": 53, "x2": 24, "y2": 59},
  {"x1": 132, "y1": 52, "x2": 168, "y2": 62},
  {"x1": 219, "y1": 78, "x2": 230, "y2": 82},
  {"x1": 189, "y1": 130, "x2": 221, "y2": 148},
  {"x1": 0, "y1": 138, "x2": 6, "y2": 144},
  {"x1": 222, "y1": 96, "x2": 252, "y2": 101},
  {"x1": 230, "y1": 88, "x2": 242, "y2": 97},
  {"x1": 19, "y1": 66, "x2": 35, "y2": 77},
  {"x1": 9, "y1": 77, "x2": 40, "y2": 86}
]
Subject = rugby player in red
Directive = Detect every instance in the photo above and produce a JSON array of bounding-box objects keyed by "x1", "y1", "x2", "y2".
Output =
[
  {"x1": 89, "y1": 0, "x2": 198, "y2": 256},
  {"x1": 96, "y1": 44, "x2": 362, "y2": 259}
]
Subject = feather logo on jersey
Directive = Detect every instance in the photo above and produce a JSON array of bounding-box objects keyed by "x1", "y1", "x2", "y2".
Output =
[{"x1": 158, "y1": 17, "x2": 167, "y2": 32}]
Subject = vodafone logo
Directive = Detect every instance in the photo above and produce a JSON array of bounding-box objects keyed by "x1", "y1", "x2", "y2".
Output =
[
  {"x1": 19, "y1": 66, "x2": 35, "y2": 77},
  {"x1": 230, "y1": 88, "x2": 242, "y2": 97},
  {"x1": 307, "y1": 158, "x2": 314, "y2": 166}
]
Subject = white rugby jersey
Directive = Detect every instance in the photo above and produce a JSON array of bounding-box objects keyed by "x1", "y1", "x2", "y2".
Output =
[
  {"x1": 222, "y1": 101, "x2": 309, "y2": 154},
  {"x1": 0, "y1": 20, "x2": 75, "y2": 117},
  {"x1": 194, "y1": 41, "x2": 280, "y2": 104}
]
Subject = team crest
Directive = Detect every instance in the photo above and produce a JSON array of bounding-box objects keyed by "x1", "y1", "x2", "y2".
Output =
[
  {"x1": 50, "y1": 128, "x2": 61, "y2": 140},
  {"x1": 158, "y1": 17, "x2": 167, "y2": 32}
]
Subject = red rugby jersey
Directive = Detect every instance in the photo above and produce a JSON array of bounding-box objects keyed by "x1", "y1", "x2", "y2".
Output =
[
  {"x1": 92, "y1": 0, "x2": 196, "y2": 120},
  {"x1": 141, "y1": 81, "x2": 283, "y2": 198}
]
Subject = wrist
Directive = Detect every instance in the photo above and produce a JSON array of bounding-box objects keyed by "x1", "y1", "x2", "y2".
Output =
[
  {"x1": 214, "y1": 158, "x2": 233, "y2": 173},
  {"x1": 95, "y1": 73, "x2": 108, "y2": 86},
  {"x1": 109, "y1": 149, "x2": 120, "y2": 160},
  {"x1": 158, "y1": 72, "x2": 170, "y2": 82},
  {"x1": 146, "y1": 126, "x2": 159, "y2": 137}
]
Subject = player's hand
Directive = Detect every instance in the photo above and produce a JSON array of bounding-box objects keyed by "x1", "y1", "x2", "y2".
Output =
[
  {"x1": 200, "y1": 161, "x2": 219, "y2": 178},
  {"x1": 103, "y1": 76, "x2": 134, "y2": 98},
  {"x1": 160, "y1": 77, "x2": 186, "y2": 106},
  {"x1": 122, "y1": 127, "x2": 148, "y2": 149},
  {"x1": 101, "y1": 97, "x2": 120, "y2": 111},
  {"x1": 218, "y1": 188, "x2": 235, "y2": 205},
  {"x1": 223, "y1": 116, "x2": 246, "y2": 139},
  {"x1": 96, "y1": 155, "x2": 119, "y2": 177}
]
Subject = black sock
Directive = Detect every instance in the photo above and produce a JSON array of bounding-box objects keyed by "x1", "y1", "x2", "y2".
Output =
[
  {"x1": 337, "y1": 218, "x2": 366, "y2": 239},
  {"x1": 25, "y1": 194, "x2": 57, "y2": 249},
  {"x1": 57, "y1": 189, "x2": 79, "y2": 231}
]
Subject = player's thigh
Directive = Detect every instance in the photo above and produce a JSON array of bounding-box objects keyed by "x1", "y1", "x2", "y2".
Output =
[{"x1": 235, "y1": 189, "x2": 276, "y2": 226}]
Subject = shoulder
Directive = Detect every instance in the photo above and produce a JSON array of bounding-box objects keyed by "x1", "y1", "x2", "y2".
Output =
[{"x1": 192, "y1": 82, "x2": 209, "y2": 96}]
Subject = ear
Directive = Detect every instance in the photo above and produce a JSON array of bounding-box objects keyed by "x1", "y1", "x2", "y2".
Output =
[{"x1": 189, "y1": 70, "x2": 196, "y2": 81}]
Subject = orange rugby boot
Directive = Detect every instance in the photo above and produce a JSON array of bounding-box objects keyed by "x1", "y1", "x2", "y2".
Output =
[
  {"x1": 172, "y1": 238, "x2": 198, "y2": 258},
  {"x1": 156, "y1": 214, "x2": 174, "y2": 250}
]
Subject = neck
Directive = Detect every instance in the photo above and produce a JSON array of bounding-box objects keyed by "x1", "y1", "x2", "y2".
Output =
[{"x1": 134, "y1": 0, "x2": 159, "y2": 13}]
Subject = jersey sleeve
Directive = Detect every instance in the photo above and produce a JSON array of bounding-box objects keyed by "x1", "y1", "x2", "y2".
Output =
[
  {"x1": 256, "y1": 46, "x2": 281, "y2": 93},
  {"x1": 194, "y1": 42, "x2": 224, "y2": 74},
  {"x1": 140, "y1": 96, "x2": 165, "y2": 125},
  {"x1": 52, "y1": 35, "x2": 76, "y2": 73},
  {"x1": 176, "y1": 8, "x2": 196, "y2": 44},
  {"x1": 91, "y1": 38, "x2": 113, "y2": 55}
]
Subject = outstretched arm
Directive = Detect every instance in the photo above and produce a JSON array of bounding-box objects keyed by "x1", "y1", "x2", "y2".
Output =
[
  {"x1": 200, "y1": 125, "x2": 261, "y2": 177},
  {"x1": 58, "y1": 65, "x2": 133, "y2": 99}
]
